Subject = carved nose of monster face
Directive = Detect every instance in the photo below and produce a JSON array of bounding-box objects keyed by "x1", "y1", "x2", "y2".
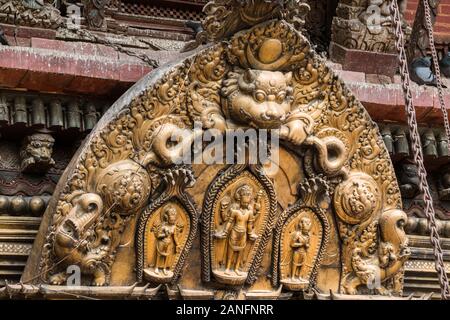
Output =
[
  {"x1": 261, "y1": 105, "x2": 285, "y2": 123},
  {"x1": 264, "y1": 109, "x2": 279, "y2": 120},
  {"x1": 38, "y1": 148, "x2": 51, "y2": 161}
]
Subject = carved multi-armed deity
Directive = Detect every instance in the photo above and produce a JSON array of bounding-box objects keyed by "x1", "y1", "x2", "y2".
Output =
[
  {"x1": 214, "y1": 184, "x2": 261, "y2": 277},
  {"x1": 21, "y1": 0, "x2": 409, "y2": 299}
]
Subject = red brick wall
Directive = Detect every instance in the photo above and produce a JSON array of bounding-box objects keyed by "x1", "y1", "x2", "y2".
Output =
[
  {"x1": 404, "y1": 0, "x2": 419, "y2": 24},
  {"x1": 435, "y1": 0, "x2": 450, "y2": 37},
  {"x1": 403, "y1": 0, "x2": 450, "y2": 41}
]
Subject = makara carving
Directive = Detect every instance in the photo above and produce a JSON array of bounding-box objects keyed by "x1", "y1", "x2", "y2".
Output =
[{"x1": 22, "y1": 0, "x2": 408, "y2": 299}]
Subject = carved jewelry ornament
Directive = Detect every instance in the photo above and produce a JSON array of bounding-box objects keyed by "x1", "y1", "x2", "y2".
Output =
[{"x1": 21, "y1": 0, "x2": 407, "y2": 299}]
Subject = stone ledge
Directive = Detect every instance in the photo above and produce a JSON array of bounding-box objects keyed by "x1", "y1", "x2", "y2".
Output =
[
  {"x1": 335, "y1": 68, "x2": 450, "y2": 126},
  {"x1": 0, "y1": 45, "x2": 180, "y2": 97}
]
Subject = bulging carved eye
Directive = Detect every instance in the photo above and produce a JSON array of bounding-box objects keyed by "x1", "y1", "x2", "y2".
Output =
[
  {"x1": 277, "y1": 92, "x2": 286, "y2": 103},
  {"x1": 87, "y1": 203, "x2": 97, "y2": 212},
  {"x1": 254, "y1": 91, "x2": 266, "y2": 102}
]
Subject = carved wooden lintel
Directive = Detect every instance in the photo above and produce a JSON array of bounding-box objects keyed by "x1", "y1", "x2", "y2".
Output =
[{"x1": 21, "y1": 0, "x2": 408, "y2": 299}]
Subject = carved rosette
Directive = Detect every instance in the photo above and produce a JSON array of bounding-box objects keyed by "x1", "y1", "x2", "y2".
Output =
[
  {"x1": 22, "y1": 1, "x2": 406, "y2": 298},
  {"x1": 334, "y1": 173, "x2": 381, "y2": 225}
]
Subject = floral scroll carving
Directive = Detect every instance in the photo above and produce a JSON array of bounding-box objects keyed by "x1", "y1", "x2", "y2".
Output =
[{"x1": 22, "y1": 0, "x2": 408, "y2": 299}]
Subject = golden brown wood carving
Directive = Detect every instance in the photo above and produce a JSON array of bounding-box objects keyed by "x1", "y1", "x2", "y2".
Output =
[{"x1": 20, "y1": 0, "x2": 409, "y2": 299}]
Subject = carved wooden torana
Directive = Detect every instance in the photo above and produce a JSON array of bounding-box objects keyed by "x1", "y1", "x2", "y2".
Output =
[{"x1": 22, "y1": 0, "x2": 409, "y2": 299}]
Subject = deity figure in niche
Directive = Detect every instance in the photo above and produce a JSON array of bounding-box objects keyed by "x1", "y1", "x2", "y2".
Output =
[
  {"x1": 151, "y1": 204, "x2": 183, "y2": 276},
  {"x1": 290, "y1": 216, "x2": 311, "y2": 281},
  {"x1": 214, "y1": 184, "x2": 263, "y2": 275}
]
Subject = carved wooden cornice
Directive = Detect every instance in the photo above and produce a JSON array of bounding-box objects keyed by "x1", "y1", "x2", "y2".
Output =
[
  {"x1": 0, "y1": 0, "x2": 63, "y2": 29},
  {"x1": 0, "y1": 91, "x2": 110, "y2": 134}
]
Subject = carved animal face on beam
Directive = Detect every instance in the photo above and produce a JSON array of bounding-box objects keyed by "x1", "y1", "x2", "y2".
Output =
[
  {"x1": 22, "y1": 0, "x2": 407, "y2": 299},
  {"x1": 20, "y1": 133, "x2": 55, "y2": 173}
]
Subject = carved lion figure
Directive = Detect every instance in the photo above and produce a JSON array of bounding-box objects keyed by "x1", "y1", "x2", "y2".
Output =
[
  {"x1": 20, "y1": 133, "x2": 55, "y2": 173},
  {"x1": 221, "y1": 67, "x2": 314, "y2": 145},
  {"x1": 343, "y1": 209, "x2": 411, "y2": 295}
]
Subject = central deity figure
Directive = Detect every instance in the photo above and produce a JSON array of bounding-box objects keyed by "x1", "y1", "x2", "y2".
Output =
[{"x1": 215, "y1": 184, "x2": 262, "y2": 275}]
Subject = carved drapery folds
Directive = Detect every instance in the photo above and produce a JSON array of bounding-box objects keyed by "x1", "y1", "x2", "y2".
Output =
[{"x1": 22, "y1": 0, "x2": 407, "y2": 299}]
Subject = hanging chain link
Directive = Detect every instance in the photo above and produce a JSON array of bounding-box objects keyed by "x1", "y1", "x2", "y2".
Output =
[
  {"x1": 390, "y1": 0, "x2": 450, "y2": 300},
  {"x1": 73, "y1": 28, "x2": 159, "y2": 68},
  {"x1": 421, "y1": 0, "x2": 450, "y2": 141}
]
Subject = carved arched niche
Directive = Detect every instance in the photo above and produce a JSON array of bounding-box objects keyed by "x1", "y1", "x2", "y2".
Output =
[{"x1": 22, "y1": 1, "x2": 410, "y2": 298}]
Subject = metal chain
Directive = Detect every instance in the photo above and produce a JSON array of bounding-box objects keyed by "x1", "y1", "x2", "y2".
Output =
[
  {"x1": 74, "y1": 28, "x2": 159, "y2": 68},
  {"x1": 390, "y1": 0, "x2": 450, "y2": 300},
  {"x1": 421, "y1": 0, "x2": 450, "y2": 141}
]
